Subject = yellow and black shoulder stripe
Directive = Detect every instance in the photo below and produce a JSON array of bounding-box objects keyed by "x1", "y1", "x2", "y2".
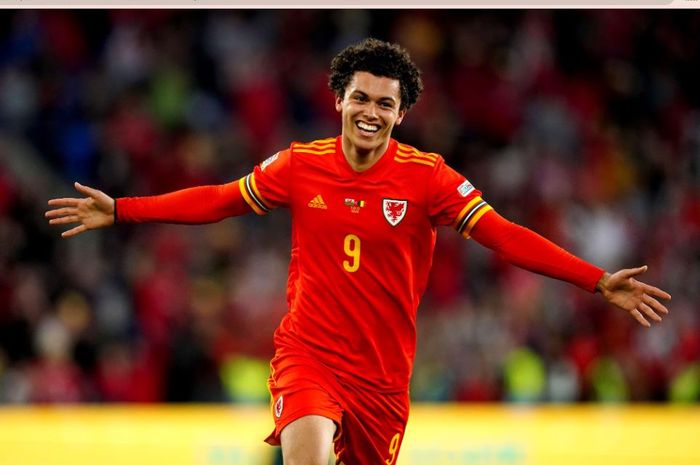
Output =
[
  {"x1": 239, "y1": 173, "x2": 272, "y2": 215},
  {"x1": 394, "y1": 143, "x2": 439, "y2": 167},
  {"x1": 292, "y1": 138, "x2": 336, "y2": 156},
  {"x1": 454, "y1": 196, "x2": 493, "y2": 238}
]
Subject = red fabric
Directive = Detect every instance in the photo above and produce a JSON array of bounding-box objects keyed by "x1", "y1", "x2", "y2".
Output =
[
  {"x1": 248, "y1": 136, "x2": 485, "y2": 392},
  {"x1": 116, "y1": 181, "x2": 251, "y2": 224},
  {"x1": 264, "y1": 352, "x2": 344, "y2": 447},
  {"x1": 470, "y1": 210, "x2": 605, "y2": 293},
  {"x1": 265, "y1": 350, "x2": 409, "y2": 465}
]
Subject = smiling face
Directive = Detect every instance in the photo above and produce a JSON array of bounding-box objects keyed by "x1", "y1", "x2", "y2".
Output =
[{"x1": 335, "y1": 71, "x2": 407, "y2": 165}]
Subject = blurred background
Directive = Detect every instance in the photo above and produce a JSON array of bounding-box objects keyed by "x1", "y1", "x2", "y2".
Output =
[{"x1": 0, "y1": 9, "x2": 699, "y2": 411}]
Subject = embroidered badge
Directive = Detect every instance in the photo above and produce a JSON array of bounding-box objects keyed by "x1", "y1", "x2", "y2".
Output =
[
  {"x1": 383, "y1": 199, "x2": 408, "y2": 226},
  {"x1": 344, "y1": 198, "x2": 366, "y2": 213},
  {"x1": 274, "y1": 395, "x2": 284, "y2": 418}
]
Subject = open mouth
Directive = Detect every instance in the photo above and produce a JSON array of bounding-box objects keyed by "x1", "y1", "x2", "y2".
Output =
[{"x1": 356, "y1": 121, "x2": 380, "y2": 134}]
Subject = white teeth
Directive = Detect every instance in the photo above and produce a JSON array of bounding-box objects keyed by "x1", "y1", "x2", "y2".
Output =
[{"x1": 357, "y1": 122, "x2": 379, "y2": 132}]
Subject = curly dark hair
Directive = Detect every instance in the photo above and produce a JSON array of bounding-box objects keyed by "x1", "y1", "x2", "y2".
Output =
[{"x1": 329, "y1": 38, "x2": 423, "y2": 111}]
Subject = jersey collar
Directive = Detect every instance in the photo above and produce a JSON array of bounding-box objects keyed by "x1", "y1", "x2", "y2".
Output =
[{"x1": 334, "y1": 136, "x2": 398, "y2": 178}]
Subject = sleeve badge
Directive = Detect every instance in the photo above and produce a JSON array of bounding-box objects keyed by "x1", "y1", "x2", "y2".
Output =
[{"x1": 457, "y1": 180, "x2": 475, "y2": 197}]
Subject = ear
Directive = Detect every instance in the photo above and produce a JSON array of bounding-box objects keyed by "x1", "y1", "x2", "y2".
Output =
[
  {"x1": 335, "y1": 95, "x2": 343, "y2": 113},
  {"x1": 395, "y1": 108, "x2": 407, "y2": 126}
]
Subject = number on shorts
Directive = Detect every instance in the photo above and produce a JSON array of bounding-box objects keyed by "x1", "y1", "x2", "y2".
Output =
[{"x1": 385, "y1": 432, "x2": 401, "y2": 465}]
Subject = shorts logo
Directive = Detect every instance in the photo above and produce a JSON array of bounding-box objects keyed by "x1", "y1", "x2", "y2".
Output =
[
  {"x1": 274, "y1": 395, "x2": 284, "y2": 418},
  {"x1": 261, "y1": 153, "x2": 279, "y2": 171},
  {"x1": 383, "y1": 199, "x2": 408, "y2": 227},
  {"x1": 457, "y1": 180, "x2": 475, "y2": 197}
]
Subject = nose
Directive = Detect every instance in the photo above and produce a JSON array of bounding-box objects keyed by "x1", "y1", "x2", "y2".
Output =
[{"x1": 363, "y1": 102, "x2": 378, "y2": 120}]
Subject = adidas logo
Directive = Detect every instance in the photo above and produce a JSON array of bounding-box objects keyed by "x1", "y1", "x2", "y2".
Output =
[{"x1": 308, "y1": 194, "x2": 328, "y2": 209}]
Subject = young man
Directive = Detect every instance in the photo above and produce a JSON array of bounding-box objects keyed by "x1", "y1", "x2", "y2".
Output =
[{"x1": 47, "y1": 39, "x2": 670, "y2": 465}]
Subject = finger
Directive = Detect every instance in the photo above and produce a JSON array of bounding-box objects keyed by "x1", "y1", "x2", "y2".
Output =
[
  {"x1": 642, "y1": 283, "x2": 672, "y2": 301},
  {"x1": 642, "y1": 293, "x2": 669, "y2": 315},
  {"x1": 618, "y1": 265, "x2": 648, "y2": 280},
  {"x1": 49, "y1": 215, "x2": 80, "y2": 225},
  {"x1": 47, "y1": 198, "x2": 81, "y2": 207},
  {"x1": 74, "y1": 182, "x2": 100, "y2": 198},
  {"x1": 638, "y1": 302, "x2": 662, "y2": 322},
  {"x1": 630, "y1": 309, "x2": 651, "y2": 328},
  {"x1": 62, "y1": 224, "x2": 87, "y2": 238},
  {"x1": 45, "y1": 207, "x2": 77, "y2": 218}
]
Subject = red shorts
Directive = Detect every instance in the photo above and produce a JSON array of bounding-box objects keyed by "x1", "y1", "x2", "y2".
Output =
[{"x1": 265, "y1": 351, "x2": 409, "y2": 465}]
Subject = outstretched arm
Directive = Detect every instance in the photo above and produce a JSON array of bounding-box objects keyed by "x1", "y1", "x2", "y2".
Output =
[
  {"x1": 471, "y1": 211, "x2": 670, "y2": 327},
  {"x1": 46, "y1": 180, "x2": 252, "y2": 238}
]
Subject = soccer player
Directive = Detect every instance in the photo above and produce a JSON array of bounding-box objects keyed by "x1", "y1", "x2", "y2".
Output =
[{"x1": 46, "y1": 39, "x2": 670, "y2": 465}]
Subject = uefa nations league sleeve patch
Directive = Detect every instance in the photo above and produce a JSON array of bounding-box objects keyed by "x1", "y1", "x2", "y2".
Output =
[{"x1": 457, "y1": 180, "x2": 475, "y2": 197}]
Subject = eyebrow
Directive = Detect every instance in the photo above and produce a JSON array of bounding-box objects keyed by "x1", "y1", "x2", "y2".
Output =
[{"x1": 350, "y1": 90, "x2": 398, "y2": 104}]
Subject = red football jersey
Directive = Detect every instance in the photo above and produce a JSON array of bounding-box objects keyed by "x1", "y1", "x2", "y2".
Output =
[{"x1": 239, "y1": 136, "x2": 492, "y2": 392}]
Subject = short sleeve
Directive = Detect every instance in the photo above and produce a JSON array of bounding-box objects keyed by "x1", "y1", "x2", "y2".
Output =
[
  {"x1": 239, "y1": 149, "x2": 292, "y2": 214},
  {"x1": 428, "y1": 158, "x2": 493, "y2": 238}
]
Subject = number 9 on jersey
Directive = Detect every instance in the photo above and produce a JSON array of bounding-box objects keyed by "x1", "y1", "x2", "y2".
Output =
[{"x1": 343, "y1": 234, "x2": 361, "y2": 272}]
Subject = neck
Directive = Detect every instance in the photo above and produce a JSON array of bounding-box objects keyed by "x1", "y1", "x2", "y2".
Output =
[{"x1": 341, "y1": 137, "x2": 390, "y2": 172}]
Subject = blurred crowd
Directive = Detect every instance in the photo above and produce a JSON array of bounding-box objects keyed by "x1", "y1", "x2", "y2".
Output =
[{"x1": 0, "y1": 10, "x2": 698, "y2": 405}]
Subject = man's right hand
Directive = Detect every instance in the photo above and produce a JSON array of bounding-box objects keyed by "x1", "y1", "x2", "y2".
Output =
[{"x1": 46, "y1": 182, "x2": 115, "y2": 238}]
